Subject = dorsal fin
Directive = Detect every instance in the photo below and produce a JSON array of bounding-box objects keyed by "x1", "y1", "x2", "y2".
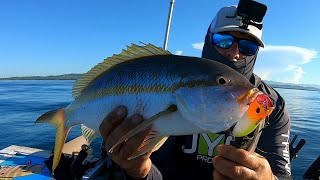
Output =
[{"x1": 72, "y1": 43, "x2": 171, "y2": 98}]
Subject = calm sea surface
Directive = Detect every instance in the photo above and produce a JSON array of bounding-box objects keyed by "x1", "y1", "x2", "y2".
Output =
[{"x1": 0, "y1": 80, "x2": 319, "y2": 179}]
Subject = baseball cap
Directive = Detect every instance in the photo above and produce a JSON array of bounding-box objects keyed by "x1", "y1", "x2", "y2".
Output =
[{"x1": 210, "y1": 6, "x2": 265, "y2": 47}]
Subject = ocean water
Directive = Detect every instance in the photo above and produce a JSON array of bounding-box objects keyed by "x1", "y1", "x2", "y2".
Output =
[{"x1": 0, "y1": 80, "x2": 319, "y2": 179}]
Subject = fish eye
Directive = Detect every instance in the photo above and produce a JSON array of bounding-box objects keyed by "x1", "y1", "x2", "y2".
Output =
[
  {"x1": 256, "y1": 107, "x2": 260, "y2": 114},
  {"x1": 216, "y1": 75, "x2": 230, "y2": 86}
]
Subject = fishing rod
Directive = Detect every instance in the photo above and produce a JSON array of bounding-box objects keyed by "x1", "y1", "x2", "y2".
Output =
[{"x1": 163, "y1": 0, "x2": 175, "y2": 50}]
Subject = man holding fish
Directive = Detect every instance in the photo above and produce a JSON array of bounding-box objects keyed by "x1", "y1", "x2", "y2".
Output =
[
  {"x1": 99, "y1": 3, "x2": 292, "y2": 180},
  {"x1": 36, "y1": 2, "x2": 291, "y2": 180}
]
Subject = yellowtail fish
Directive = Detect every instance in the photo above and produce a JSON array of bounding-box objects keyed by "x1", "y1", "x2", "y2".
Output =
[{"x1": 35, "y1": 43, "x2": 274, "y2": 174}]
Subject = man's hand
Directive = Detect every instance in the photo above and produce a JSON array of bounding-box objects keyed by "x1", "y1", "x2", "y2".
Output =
[
  {"x1": 99, "y1": 106, "x2": 152, "y2": 179},
  {"x1": 213, "y1": 145, "x2": 275, "y2": 180}
]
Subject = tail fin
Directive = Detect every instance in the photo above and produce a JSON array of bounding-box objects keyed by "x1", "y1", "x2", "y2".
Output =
[{"x1": 35, "y1": 108, "x2": 70, "y2": 174}]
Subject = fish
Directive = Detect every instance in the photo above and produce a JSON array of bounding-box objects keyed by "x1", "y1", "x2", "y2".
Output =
[{"x1": 35, "y1": 43, "x2": 274, "y2": 174}]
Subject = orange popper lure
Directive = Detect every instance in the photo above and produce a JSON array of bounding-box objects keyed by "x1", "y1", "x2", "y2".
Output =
[{"x1": 232, "y1": 93, "x2": 274, "y2": 137}]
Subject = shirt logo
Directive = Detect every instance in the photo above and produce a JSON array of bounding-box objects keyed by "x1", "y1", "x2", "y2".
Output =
[{"x1": 183, "y1": 133, "x2": 227, "y2": 163}]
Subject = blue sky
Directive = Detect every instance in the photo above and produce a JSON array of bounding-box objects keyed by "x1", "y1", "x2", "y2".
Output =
[{"x1": 1, "y1": 0, "x2": 319, "y2": 85}]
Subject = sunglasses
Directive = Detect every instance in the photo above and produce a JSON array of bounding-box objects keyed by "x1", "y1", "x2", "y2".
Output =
[{"x1": 212, "y1": 33, "x2": 259, "y2": 56}]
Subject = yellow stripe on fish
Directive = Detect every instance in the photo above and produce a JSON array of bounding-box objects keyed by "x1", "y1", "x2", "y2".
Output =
[{"x1": 70, "y1": 80, "x2": 216, "y2": 112}]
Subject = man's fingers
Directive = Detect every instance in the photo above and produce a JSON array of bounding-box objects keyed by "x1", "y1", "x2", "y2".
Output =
[
  {"x1": 98, "y1": 107, "x2": 153, "y2": 179},
  {"x1": 99, "y1": 106, "x2": 127, "y2": 140},
  {"x1": 119, "y1": 124, "x2": 152, "y2": 160},
  {"x1": 105, "y1": 114, "x2": 144, "y2": 154},
  {"x1": 213, "y1": 156, "x2": 257, "y2": 179},
  {"x1": 217, "y1": 145, "x2": 261, "y2": 170}
]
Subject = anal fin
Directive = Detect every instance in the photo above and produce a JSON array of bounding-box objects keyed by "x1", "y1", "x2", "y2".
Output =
[{"x1": 81, "y1": 124, "x2": 99, "y2": 143}]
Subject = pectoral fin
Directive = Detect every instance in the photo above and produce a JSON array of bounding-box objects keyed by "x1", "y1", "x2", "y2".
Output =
[
  {"x1": 129, "y1": 131, "x2": 168, "y2": 160},
  {"x1": 108, "y1": 104, "x2": 177, "y2": 153}
]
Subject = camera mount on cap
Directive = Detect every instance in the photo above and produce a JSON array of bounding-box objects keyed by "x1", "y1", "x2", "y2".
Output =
[{"x1": 236, "y1": 0, "x2": 267, "y2": 30}]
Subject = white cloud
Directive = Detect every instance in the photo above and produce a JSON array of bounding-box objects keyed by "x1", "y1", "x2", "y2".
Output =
[
  {"x1": 259, "y1": 45, "x2": 317, "y2": 64},
  {"x1": 175, "y1": 50, "x2": 183, "y2": 55},
  {"x1": 255, "y1": 45, "x2": 317, "y2": 84},
  {"x1": 192, "y1": 42, "x2": 204, "y2": 50}
]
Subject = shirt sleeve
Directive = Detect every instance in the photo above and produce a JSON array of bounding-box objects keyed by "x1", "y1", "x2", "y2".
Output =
[{"x1": 256, "y1": 82, "x2": 292, "y2": 179}]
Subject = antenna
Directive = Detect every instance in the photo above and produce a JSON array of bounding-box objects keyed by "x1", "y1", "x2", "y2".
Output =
[{"x1": 163, "y1": 0, "x2": 175, "y2": 50}]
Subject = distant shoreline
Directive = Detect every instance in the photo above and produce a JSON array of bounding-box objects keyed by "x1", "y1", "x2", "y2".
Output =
[
  {"x1": 0, "y1": 74, "x2": 81, "y2": 80},
  {"x1": 269, "y1": 85, "x2": 320, "y2": 92},
  {"x1": 1, "y1": 74, "x2": 319, "y2": 92}
]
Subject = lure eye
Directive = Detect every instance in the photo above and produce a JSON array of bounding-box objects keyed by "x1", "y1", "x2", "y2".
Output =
[
  {"x1": 216, "y1": 75, "x2": 230, "y2": 86},
  {"x1": 256, "y1": 107, "x2": 260, "y2": 114}
]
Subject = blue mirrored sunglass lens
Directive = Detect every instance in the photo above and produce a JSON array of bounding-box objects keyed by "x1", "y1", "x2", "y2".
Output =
[
  {"x1": 239, "y1": 40, "x2": 258, "y2": 55},
  {"x1": 212, "y1": 34, "x2": 234, "y2": 49}
]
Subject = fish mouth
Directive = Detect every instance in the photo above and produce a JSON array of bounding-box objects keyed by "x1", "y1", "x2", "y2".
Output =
[
  {"x1": 237, "y1": 88, "x2": 262, "y2": 107},
  {"x1": 212, "y1": 88, "x2": 262, "y2": 135},
  {"x1": 214, "y1": 88, "x2": 263, "y2": 134},
  {"x1": 238, "y1": 88, "x2": 275, "y2": 116}
]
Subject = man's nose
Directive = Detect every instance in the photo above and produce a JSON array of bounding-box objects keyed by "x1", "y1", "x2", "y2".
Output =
[{"x1": 226, "y1": 42, "x2": 240, "y2": 61}]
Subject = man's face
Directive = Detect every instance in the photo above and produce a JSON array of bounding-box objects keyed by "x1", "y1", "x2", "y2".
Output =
[{"x1": 213, "y1": 31, "x2": 258, "y2": 62}]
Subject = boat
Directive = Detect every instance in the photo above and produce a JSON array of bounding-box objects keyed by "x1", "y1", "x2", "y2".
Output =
[{"x1": 0, "y1": 136, "x2": 109, "y2": 180}]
